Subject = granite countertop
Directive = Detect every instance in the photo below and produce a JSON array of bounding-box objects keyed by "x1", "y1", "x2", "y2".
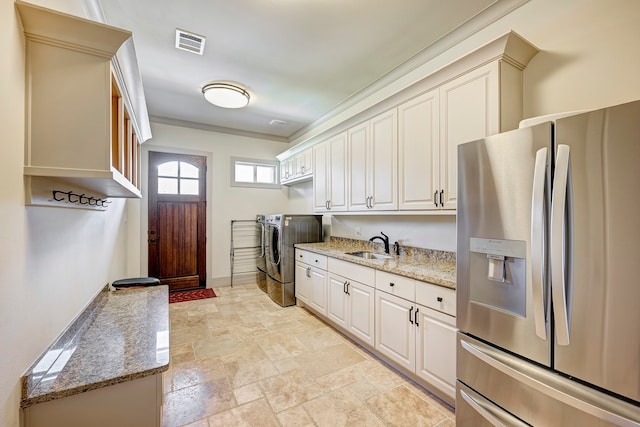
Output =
[
  {"x1": 295, "y1": 238, "x2": 456, "y2": 289},
  {"x1": 21, "y1": 286, "x2": 170, "y2": 408}
]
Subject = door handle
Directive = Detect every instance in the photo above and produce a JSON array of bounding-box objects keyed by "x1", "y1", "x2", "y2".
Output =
[
  {"x1": 551, "y1": 144, "x2": 573, "y2": 346},
  {"x1": 434, "y1": 191, "x2": 439, "y2": 207},
  {"x1": 439, "y1": 189, "x2": 444, "y2": 207},
  {"x1": 345, "y1": 281, "x2": 350, "y2": 295},
  {"x1": 409, "y1": 306, "x2": 414, "y2": 324},
  {"x1": 414, "y1": 307, "x2": 419, "y2": 327},
  {"x1": 531, "y1": 147, "x2": 549, "y2": 340},
  {"x1": 343, "y1": 280, "x2": 348, "y2": 294}
]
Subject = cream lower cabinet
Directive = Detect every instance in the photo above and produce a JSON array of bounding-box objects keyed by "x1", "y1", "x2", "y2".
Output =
[
  {"x1": 327, "y1": 258, "x2": 376, "y2": 346},
  {"x1": 415, "y1": 304, "x2": 457, "y2": 398},
  {"x1": 375, "y1": 271, "x2": 457, "y2": 402},
  {"x1": 327, "y1": 273, "x2": 375, "y2": 347},
  {"x1": 295, "y1": 250, "x2": 328, "y2": 316}
]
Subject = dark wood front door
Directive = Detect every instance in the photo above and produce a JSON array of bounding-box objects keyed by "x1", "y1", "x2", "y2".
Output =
[{"x1": 148, "y1": 151, "x2": 206, "y2": 291}]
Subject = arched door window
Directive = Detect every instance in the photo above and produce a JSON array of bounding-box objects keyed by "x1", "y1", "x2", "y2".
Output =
[{"x1": 157, "y1": 161, "x2": 200, "y2": 195}]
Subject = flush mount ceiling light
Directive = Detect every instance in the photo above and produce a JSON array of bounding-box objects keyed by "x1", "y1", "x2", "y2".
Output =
[{"x1": 202, "y1": 83, "x2": 250, "y2": 109}]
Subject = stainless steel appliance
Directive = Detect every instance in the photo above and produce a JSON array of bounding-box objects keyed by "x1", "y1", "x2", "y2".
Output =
[
  {"x1": 265, "y1": 214, "x2": 322, "y2": 307},
  {"x1": 255, "y1": 214, "x2": 267, "y2": 293},
  {"x1": 456, "y1": 100, "x2": 640, "y2": 426}
]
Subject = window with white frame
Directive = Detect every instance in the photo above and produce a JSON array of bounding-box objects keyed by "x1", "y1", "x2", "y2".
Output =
[{"x1": 231, "y1": 157, "x2": 280, "y2": 188}]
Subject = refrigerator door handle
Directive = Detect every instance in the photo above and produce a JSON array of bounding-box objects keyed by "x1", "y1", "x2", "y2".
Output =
[
  {"x1": 460, "y1": 338, "x2": 639, "y2": 426},
  {"x1": 531, "y1": 147, "x2": 548, "y2": 340},
  {"x1": 551, "y1": 144, "x2": 573, "y2": 346},
  {"x1": 459, "y1": 386, "x2": 528, "y2": 427}
]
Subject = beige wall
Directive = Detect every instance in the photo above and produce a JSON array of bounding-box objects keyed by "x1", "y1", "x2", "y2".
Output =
[
  {"x1": 2, "y1": 0, "x2": 639, "y2": 425},
  {"x1": 0, "y1": 1, "x2": 132, "y2": 426},
  {"x1": 297, "y1": 0, "x2": 640, "y2": 251},
  {"x1": 139, "y1": 123, "x2": 313, "y2": 285}
]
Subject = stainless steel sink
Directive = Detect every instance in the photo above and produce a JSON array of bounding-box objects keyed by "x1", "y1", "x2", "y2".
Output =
[{"x1": 346, "y1": 251, "x2": 392, "y2": 260}]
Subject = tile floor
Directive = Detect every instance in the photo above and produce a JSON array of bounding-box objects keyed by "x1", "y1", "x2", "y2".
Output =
[{"x1": 163, "y1": 283, "x2": 456, "y2": 426}]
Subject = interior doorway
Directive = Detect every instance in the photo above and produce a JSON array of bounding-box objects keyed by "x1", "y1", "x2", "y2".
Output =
[{"x1": 148, "y1": 151, "x2": 207, "y2": 291}]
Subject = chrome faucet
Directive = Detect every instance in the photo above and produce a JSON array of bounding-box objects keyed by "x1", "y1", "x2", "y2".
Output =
[{"x1": 369, "y1": 232, "x2": 390, "y2": 254}]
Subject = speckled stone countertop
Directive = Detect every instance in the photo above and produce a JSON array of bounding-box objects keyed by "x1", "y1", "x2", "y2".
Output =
[
  {"x1": 295, "y1": 237, "x2": 457, "y2": 289},
  {"x1": 21, "y1": 286, "x2": 170, "y2": 408}
]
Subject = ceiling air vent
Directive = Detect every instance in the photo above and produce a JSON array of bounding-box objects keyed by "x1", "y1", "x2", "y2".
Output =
[{"x1": 175, "y1": 29, "x2": 206, "y2": 55}]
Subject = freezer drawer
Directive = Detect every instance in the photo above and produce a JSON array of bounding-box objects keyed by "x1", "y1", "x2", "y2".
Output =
[{"x1": 457, "y1": 333, "x2": 640, "y2": 426}]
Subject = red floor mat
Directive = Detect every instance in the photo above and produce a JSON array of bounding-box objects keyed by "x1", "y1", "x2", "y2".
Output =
[{"x1": 169, "y1": 288, "x2": 216, "y2": 304}]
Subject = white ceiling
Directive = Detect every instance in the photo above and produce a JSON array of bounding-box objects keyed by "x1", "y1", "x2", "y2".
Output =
[{"x1": 99, "y1": 0, "x2": 523, "y2": 141}]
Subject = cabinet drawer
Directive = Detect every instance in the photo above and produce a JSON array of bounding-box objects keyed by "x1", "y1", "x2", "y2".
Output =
[
  {"x1": 296, "y1": 250, "x2": 327, "y2": 270},
  {"x1": 375, "y1": 270, "x2": 415, "y2": 301},
  {"x1": 415, "y1": 281, "x2": 456, "y2": 316},
  {"x1": 328, "y1": 258, "x2": 375, "y2": 284}
]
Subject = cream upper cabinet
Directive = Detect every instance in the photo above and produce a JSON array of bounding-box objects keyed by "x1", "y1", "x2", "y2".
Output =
[
  {"x1": 348, "y1": 110, "x2": 398, "y2": 211},
  {"x1": 399, "y1": 60, "x2": 521, "y2": 211},
  {"x1": 398, "y1": 89, "x2": 440, "y2": 210},
  {"x1": 17, "y1": 1, "x2": 151, "y2": 209},
  {"x1": 280, "y1": 157, "x2": 294, "y2": 182},
  {"x1": 296, "y1": 148, "x2": 313, "y2": 177},
  {"x1": 438, "y1": 61, "x2": 499, "y2": 210},
  {"x1": 280, "y1": 148, "x2": 312, "y2": 185},
  {"x1": 313, "y1": 132, "x2": 348, "y2": 212}
]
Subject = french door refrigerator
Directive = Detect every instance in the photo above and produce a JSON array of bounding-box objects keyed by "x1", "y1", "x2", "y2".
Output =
[{"x1": 456, "y1": 100, "x2": 640, "y2": 426}]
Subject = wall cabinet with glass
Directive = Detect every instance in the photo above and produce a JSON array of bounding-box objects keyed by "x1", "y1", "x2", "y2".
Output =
[{"x1": 17, "y1": 1, "x2": 151, "y2": 210}]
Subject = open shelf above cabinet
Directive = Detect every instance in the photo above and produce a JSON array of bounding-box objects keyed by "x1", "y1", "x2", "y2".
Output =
[{"x1": 16, "y1": 1, "x2": 151, "y2": 209}]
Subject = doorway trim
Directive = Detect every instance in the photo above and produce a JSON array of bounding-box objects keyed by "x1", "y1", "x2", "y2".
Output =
[{"x1": 138, "y1": 145, "x2": 213, "y2": 287}]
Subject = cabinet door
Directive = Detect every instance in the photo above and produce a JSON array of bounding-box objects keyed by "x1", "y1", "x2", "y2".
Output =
[
  {"x1": 415, "y1": 305, "x2": 457, "y2": 399},
  {"x1": 347, "y1": 122, "x2": 369, "y2": 211},
  {"x1": 298, "y1": 148, "x2": 312, "y2": 177},
  {"x1": 308, "y1": 267, "x2": 328, "y2": 316},
  {"x1": 369, "y1": 109, "x2": 398, "y2": 210},
  {"x1": 347, "y1": 280, "x2": 375, "y2": 347},
  {"x1": 312, "y1": 142, "x2": 329, "y2": 212},
  {"x1": 328, "y1": 132, "x2": 348, "y2": 211},
  {"x1": 398, "y1": 90, "x2": 440, "y2": 210},
  {"x1": 327, "y1": 274, "x2": 348, "y2": 329},
  {"x1": 295, "y1": 261, "x2": 311, "y2": 305},
  {"x1": 375, "y1": 290, "x2": 415, "y2": 371},
  {"x1": 439, "y1": 62, "x2": 498, "y2": 209}
]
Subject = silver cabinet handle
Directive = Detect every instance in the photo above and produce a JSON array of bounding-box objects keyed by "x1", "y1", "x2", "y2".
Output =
[
  {"x1": 306, "y1": 266, "x2": 311, "y2": 278},
  {"x1": 434, "y1": 191, "x2": 439, "y2": 207},
  {"x1": 551, "y1": 144, "x2": 573, "y2": 346},
  {"x1": 531, "y1": 147, "x2": 549, "y2": 340}
]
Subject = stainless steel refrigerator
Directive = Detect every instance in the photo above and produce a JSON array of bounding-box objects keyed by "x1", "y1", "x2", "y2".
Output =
[{"x1": 456, "y1": 100, "x2": 640, "y2": 426}]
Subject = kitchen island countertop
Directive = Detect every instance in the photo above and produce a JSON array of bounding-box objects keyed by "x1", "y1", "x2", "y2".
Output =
[
  {"x1": 295, "y1": 238, "x2": 456, "y2": 289},
  {"x1": 21, "y1": 286, "x2": 170, "y2": 408}
]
